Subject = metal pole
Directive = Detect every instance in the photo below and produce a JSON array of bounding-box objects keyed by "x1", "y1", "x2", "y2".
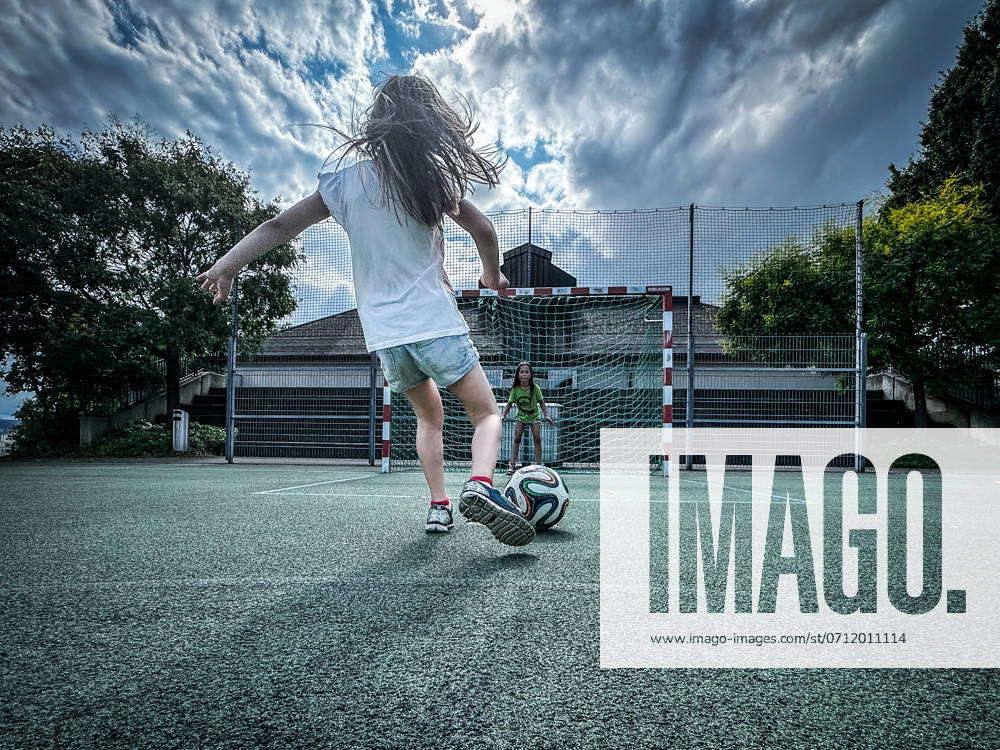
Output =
[
  {"x1": 861, "y1": 332, "x2": 868, "y2": 426},
  {"x1": 685, "y1": 203, "x2": 695, "y2": 470},
  {"x1": 854, "y1": 332, "x2": 869, "y2": 473},
  {"x1": 528, "y1": 206, "x2": 532, "y2": 246},
  {"x1": 224, "y1": 276, "x2": 239, "y2": 464},
  {"x1": 854, "y1": 200, "x2": 866, "y2": 473},
  {"x1": 368, "y1": 352, "x2": 377, "y2": 466}
]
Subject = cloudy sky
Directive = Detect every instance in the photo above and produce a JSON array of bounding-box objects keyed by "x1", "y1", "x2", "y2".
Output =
[{"x1": 0, "y1": 0, "x2": 987, "y2": 417}]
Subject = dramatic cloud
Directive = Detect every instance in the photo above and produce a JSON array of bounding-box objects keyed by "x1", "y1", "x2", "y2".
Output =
[
  {"x1": 1, "y1": 0, "x2": 986, "y2": 211},
  {"x1": 1, "y1": 0, "x2": 385, "y2": 205},
  {"x1": 0, "y1": 0, "x2": 987, "y2": 407},
  {"x1": 414, "y1": 0, "x2": 986, "y2": 208}
]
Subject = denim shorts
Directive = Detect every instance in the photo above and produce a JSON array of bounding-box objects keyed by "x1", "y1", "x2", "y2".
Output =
[{"x1": 376, "y1": 333, "x2": 480, "y2": 393}]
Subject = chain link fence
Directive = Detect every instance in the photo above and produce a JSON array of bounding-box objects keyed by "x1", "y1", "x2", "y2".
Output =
[{"x1": 221, "y1": 202, "x2": 865, "y2": 468}]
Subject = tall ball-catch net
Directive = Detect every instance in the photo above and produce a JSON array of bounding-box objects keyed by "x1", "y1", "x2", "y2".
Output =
[{"x1": 384, "y1": 289, "x2": 668, "y2": 472}]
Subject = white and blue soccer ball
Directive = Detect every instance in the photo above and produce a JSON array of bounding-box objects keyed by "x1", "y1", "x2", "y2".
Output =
[{"x1": 504, "y1": 464, "x2": 570, "y2": 530}]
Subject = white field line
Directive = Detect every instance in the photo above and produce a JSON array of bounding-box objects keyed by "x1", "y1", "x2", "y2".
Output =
[
  {"x1": 257, "y1": 488, "x2": 813, "y2": 505},
  {"x1": 253, "y1": 474, "x2": 378, "y2": 495},
  {"x1": 1, "y1": 463, "x2": 379, "y2": 473},
  {"x1": 256, "y1": 474, "x2": 811, "y2": 505},
  {"x1": 6, "y1": 464, "x2": 811, "y2": 504}
]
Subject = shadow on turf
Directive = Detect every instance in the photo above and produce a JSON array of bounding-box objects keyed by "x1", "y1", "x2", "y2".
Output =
[
  {"x1": 531, "y1": 528, "x2": 576, "y2": 544},
  {"x1": 406, "y1": 531, "x2": 540, "y2": 564},
  {"x1": 461, "y1": 552, "x2": 538, "y2": 575}
]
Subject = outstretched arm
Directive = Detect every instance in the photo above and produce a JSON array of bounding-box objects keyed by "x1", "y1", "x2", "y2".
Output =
[
  {"x1": 538, "y1": 390, "x2": 555, "y2": 424},
  {"x1": 447, "y1": 199, "x2": 508, "y2": 291},
  {"x1": 501, "y1": 389, "x2": 515, "y2": 419},
  {"x1": 196, "y1": 192, "x2": 330, "y2": 304}
]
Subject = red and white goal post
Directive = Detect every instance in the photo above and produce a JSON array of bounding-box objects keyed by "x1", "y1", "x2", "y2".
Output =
[{"x1": 381, "y1": 285, "x2": 672, "y2": 474}]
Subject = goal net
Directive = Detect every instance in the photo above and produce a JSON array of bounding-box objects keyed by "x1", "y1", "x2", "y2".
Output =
[{"x1": 382, "y1": 286, "x2": 672, "y2": 473}]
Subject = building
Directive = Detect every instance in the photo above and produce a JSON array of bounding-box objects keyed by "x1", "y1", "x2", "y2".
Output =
[{"x1": 231, "y1": 242, "x2": 720, "y2": 460}]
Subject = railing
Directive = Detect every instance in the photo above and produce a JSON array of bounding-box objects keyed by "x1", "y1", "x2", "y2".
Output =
[
  {"x1": 80, "y1": 356, "x2": 227, "y2": 417},
  {"x1": 871, "y1": 367, "x2": 1000, "y2": 414},
  {"x1": 938, "y1": 375, "x2": 1000, "y2": 411}
]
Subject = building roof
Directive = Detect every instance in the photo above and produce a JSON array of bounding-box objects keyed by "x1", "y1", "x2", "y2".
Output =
[
  {"x1": 257, "y1": 296, "x2": 719, "y2": 362},
  {"x1": 257, "y1": 243, "x2": 718, "y2": 361}
]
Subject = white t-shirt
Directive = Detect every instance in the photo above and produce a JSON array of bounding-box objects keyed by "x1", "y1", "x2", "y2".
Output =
[{"x1": 317, "y1": 160, "x2": 469, "y2": 352}]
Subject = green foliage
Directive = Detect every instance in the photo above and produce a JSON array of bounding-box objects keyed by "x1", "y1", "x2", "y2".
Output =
[
  {"x1": 187, "y1": 422, "x2": 226, "y2": 456},
  {"x1": 717, "y1": 224, "x2": 857, "y2": 337},
  {"x1": 8, "y1": 394, "x2": 226, "y2": 457},
  {"x1": 865, "y1": 179, "x2": 1000, "y2": 394},
  {"x1": 717, "y1": 179, "x2": 1000, "y2": 426},
  {"x1": 77, "y1": 419, "x2": 225, "y2": 458},
  {"x1": 77, "y1": 419, "x2": 171, "y2": 457},
  {"x1": 716, "y1": 222, "x2": 863, "y2": 367},
  {"x1": 886, "y1": 0, "x2": 1000, "y2": 220},
  {"x1": 718, "y1": 178, "x2": 1000, "y2": 428},
  {"x1": 8, "y1": 397, "x2": 79, "y2": 458},
  {"x1": 0, "y1": 118, "x2": 301, "y2": 418}
]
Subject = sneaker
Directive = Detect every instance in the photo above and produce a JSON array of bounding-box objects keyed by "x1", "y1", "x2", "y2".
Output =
[
  {"x1": 426, "y1": 503, "x2": 454, "y2": 533},
  {"x1": 458, "y1": 479, "x2": 535, "y2": 547}
]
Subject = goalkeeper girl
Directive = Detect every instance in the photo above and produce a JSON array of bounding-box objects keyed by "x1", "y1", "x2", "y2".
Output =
[
  {"x1": 195, "y1": 74, "x2": 535, "y2": 547},
  {"x1": 501, "y1": 362, "x2": 555, "y2": 473}
]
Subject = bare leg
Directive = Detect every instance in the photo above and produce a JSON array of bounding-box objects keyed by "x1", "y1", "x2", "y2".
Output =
[
  {"x1": 402, "y1": 379, "x2": 447, "y2": 501},
  {"x1": 511, "y1": 421, "x2": 525, "y2": 470},
  {"x1": 531, "y1": 421, "x2": 543, "y2": 464},
  {"x1": 450, "y1": 365, "x2": 535, "y2": 547},
  {"x1": 447, "y1": 364, "x2": 500, "y2": 481}
]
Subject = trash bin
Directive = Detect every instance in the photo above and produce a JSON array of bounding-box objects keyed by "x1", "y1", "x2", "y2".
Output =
[
  {"x1": 172, "y1": 409, "x2": 189, "y2": 452},
  {"x1": 498, "y1": 402, "x2": 560, "y2": 466}
]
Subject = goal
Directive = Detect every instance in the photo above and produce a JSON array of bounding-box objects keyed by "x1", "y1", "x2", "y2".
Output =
[{"x1": 380, "y1": 286, "x2": 673, "y2": 473}]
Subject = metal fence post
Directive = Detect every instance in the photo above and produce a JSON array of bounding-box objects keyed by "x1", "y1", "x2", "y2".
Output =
[
  {"x1": 853, "y1": 332, "x2": 870, "y2": 473},
  {"x1": 854, "y1": 200, "x2": 866, "y2": 473},
  {"x1": 368, "y1": 352, "x2": 378, "y2": 466},
  {"x1": 685, "y1": 203, "x2": 695, "y2": 470},
  {"x1": 224, "y1": 277, "x2": 238, "y2": 464},
  {"x1": 861, "y1": 332, "x2": 868, "y2": 424}
]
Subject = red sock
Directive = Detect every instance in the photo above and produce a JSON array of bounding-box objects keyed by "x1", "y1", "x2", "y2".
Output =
[
  {"x1": 470, "y1": 475, "x2": 492, "y2": 486},
  {"x1": 431, "y1": 497, "x2": 450, "y2": 506}
]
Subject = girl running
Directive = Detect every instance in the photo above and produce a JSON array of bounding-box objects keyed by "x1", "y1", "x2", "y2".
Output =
[
  {"x1": 501, "y1": 362, "x2": 555, "y2": 473},
  {"x1": 195, "y1": 74, "x2": 535, "y2": 546}
]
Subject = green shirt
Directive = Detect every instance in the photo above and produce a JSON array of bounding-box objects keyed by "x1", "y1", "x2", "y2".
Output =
[{"x1": 509, "y1": 384, "x2": 543, "y2": 422}]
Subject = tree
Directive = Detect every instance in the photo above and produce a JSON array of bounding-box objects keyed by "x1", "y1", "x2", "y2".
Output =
[
  {"x1": 717, "y1": 225, "x2": 856, "y2": 337},
  {"x1": 0, "y1": 118, "x2": 300, "y2": 433},
  {"x1": 717, "y1": 181, "x2": 1000, "y2": 426},
  {"x1": 716, "y1": 221, "x2": 865, "y2": 373},
  {"x1": 886, "y1": 0, "x2": 1000, "y2": 220},
  {"x1": 866, "y1": 179, "x2": 1000, "y2": 426}
]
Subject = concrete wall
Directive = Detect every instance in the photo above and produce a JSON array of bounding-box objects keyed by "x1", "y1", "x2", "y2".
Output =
[
  {"x1": 235, "y1": 367, "x2": 370, "y2": 389},
  {"x1": 79, "y1": 371, "x2": 226, "y2": 446},
  {"x1": 867, "y1": 371, "x2": 1000, "y2": 428}
]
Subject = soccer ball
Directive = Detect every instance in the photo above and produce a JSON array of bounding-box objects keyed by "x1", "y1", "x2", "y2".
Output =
[{"x1": 504, "y1": 464, "x2": 570, "y2": 530}]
